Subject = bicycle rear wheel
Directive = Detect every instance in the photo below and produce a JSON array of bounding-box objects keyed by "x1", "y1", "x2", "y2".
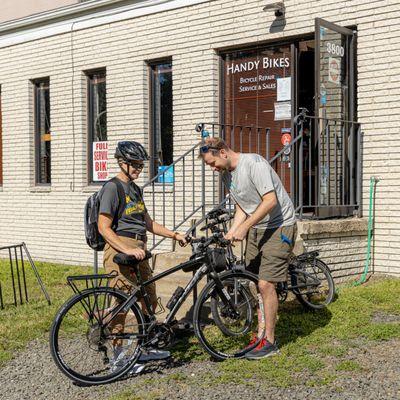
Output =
[
  {"x1": 291, "y1": 258, "x2": 335, "y2": 310},
  {"x1": 193, "y1": 271, "x2": 262, "y2": 360},
  {"x1": 50, "y1": 287, "x2": 144, "y2": 385}
]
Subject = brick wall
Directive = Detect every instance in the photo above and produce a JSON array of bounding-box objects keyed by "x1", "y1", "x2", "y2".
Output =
[
  {"x1": 0, "y1": 1, "x2": 398, "y2": 275},
  {"x1": 296, "y1": 218, "x2": 369, "y2": 282}
]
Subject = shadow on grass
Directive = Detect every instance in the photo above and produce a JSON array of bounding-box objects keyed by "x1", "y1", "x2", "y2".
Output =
[{"x1": 275, "y1": 299, "x2": 333, "y2": 347}]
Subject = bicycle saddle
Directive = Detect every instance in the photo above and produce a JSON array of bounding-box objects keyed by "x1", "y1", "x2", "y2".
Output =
[
  {"x1": 113, "y1": 251, "x2": 152, "y2": 266},
  {"x1": 296, "y1": 250, "x2": 319, "y2": 262}
]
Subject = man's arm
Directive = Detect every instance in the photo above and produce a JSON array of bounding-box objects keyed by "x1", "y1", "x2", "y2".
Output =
[
  {"x1": 98, "y1": 213, "x2": 146, "y2": 259},
  {"x1": 144, "y1": 213, "x2": 187, "y2": 244},
  {"x1": 231, "y1": 191, "x2": 277, "y2": 241},
  {"x1": 225, "y1": 204, "x2": 247, "y2": 241}
]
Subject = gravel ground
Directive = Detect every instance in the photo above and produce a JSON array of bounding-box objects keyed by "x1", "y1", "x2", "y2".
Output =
[{"x1": 0, "y1": 337, "x2": 399, "y2": 400}]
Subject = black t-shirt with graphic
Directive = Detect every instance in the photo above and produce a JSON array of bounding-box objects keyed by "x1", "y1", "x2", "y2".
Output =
[{"x1": 99, "y1": 178, "x2": 147, "y2": 236}]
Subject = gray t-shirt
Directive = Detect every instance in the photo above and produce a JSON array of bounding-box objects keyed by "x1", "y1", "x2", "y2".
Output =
[
  {"x1": 223, "y1": 153, "x2": 295, "y2": 229},
  {"x1": 99, "y1": 179, "x2": 147, "y2": 236}
]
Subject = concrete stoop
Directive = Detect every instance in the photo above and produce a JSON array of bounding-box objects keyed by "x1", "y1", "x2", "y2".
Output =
[{"x1": 151, "y1": 247, "x2": 206, "y2": 321}]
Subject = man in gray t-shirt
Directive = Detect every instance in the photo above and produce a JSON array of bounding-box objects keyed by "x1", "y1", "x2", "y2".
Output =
[{"x1": 200, "y1": 137, "x2": 297, "y2": 360}]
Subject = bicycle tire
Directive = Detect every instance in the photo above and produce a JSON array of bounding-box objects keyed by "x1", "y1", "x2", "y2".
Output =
[
  {"x1": 50, "y1": 287, "x2": 145, "y2": 385},
  {"x1": 210, "y1": 277, "x2": 256, "y2": 337},
  {"x1": 291, "y1": 258, "x2": 335, "y2": 310},
  {"x1": 193, "y1": 270, "x2": 261, "y2": 360}
]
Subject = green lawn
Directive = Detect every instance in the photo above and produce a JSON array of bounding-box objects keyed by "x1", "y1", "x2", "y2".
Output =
[
  {"x1": 0, "y1": 258, "x2": 399, "y2": 398},
  {"x1": 111, "y1": 277, "x2": 400, "y2": 399},
  {"x1": 0, "y1": 258, "x2": 90, "y2": 365}
]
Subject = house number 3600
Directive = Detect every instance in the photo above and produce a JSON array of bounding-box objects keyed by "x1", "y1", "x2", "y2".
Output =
[{"x1": 326, "y1": 42, "x2": 345, "y2": 57}]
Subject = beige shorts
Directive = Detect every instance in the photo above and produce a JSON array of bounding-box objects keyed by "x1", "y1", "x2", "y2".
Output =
[
  {"x1": 245, "y1": 223, "x2": 297, "y2": 282},
  {"x1": 103, "y1": 236, "x2": 157, "y2": 305}
]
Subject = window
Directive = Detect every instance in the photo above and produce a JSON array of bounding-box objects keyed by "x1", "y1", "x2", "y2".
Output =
[
  {"x1": 149, "y1": 61, "x2": 173, "y2": 178},
  {"x1": 33, "y1": 78, "x2": 51, "y2": 185},
  {"x1": 86, "y1": 69, "x2": 107, "y2": 183}
]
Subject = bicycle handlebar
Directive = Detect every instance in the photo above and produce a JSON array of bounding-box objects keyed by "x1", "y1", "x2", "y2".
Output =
[{"x1": 186, "y1": 233, "x2": 231, "y2": 249}]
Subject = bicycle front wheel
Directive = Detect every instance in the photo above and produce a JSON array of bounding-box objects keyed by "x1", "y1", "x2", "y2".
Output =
[
  {"x1": 193, "y1": 270, "x2": 261, "y2": 360},
  {"x1": 50, "y1": 287, "x2": 144, "y2": 385},
  {"x1": 291, "y1": 258, "x2": 335, "y2": 310}
]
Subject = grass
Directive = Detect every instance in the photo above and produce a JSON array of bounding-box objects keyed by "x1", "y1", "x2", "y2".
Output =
[
  {"x1": 0, "y1": 260, "x2": 399, "y2": 397},
  {"x1": 108, "y1": 277, "x2": 400, "y2": 399},
  {"x1": 0, "y1": 258, "x2": 89, "y2": 366}
]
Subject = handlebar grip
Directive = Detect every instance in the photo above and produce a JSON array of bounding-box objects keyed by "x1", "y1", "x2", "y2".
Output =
[{"x1": 219, "y1": 238, "x2": 231, "y2": 246}]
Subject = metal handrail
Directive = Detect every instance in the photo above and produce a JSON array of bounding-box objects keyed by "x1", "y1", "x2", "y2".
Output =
[
  {"x1": 142, "y1": 142, "x2": 201, "y2": 189},
  {"x1": 141, "y1": 141, "x2": 218, "y2": 251},
  {"x1": 141, "y1": 111, "x2": 362, "y2": 252}
]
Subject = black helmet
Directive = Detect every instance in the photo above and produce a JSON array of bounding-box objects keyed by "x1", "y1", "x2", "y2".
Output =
[{"x1": 115, "y1": 141, "x2": 149, "y2": 162}]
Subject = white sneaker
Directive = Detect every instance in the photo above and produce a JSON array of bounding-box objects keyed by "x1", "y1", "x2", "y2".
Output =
[
  {"x1": 138, "y1": 348, "x2": 171, "y2": 362},
  {"x1": 127, "y1": 363, "x2": 145, "y2": 375},
  {"x1": 110, "y1": 341, "x2": 135, "y2": 372}
]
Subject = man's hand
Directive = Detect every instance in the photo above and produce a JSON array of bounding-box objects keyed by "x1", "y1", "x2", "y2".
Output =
[
  {"x1": 124, "y1": 247, "x2": 146, "y2": 260},
  {"x1": 224, "y1": 231, "x2": 234, "y2": 241},
  {"x1": 175, "y1": 233, "x2": 189, "y2": 247},
  {"x1": 231, "y1": 224, "x2": 250, "y2": 242}
]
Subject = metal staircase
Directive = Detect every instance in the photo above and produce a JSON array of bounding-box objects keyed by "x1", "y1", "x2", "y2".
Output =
[{"x1": 142, "y1": 110, "x2": 362, "y2": 252}]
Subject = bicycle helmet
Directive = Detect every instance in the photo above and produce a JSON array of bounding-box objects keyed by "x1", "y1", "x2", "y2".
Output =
[{"x1": 114, "y1": 141, "x2": 149, "y2": 162}]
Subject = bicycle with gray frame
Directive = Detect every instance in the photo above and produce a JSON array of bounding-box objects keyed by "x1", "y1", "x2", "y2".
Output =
[{"x1": 49, "y1": 230, "x2": 263, "y2": 386}]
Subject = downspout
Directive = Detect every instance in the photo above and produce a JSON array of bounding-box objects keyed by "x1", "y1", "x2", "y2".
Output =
[{"x1": 351, "y1": 176, "x2": 379, "y2": 286}]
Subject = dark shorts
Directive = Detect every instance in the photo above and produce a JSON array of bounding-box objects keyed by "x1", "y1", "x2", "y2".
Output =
[{"x1": 245, "y1": 223, "x2": 297, "y2": 282}]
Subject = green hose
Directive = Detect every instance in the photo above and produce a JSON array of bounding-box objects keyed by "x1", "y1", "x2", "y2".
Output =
[{"x1": 351, "y1": 176, "x2": 379, "y2": 287}]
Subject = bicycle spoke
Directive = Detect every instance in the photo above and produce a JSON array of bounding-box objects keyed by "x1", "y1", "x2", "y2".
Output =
[
  {"x1": 51, "y1": 289, "x2": 143, "y2": 383},
  {"x1": 194, "y1": 272, "x2": 260, "y2": 360}
]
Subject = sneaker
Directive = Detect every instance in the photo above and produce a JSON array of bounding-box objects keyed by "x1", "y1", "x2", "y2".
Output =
[
  {"x1": 138, "y1": 348, "x2": 171, "y2": 362},
  {"x1": 245, "y1": 339, "x2": 280, "y2": 360},
  {"x1": 110, "y1": 341, "x2": 134, "y2": 371},
  {"x1": 245, "y1": 333, "x2": 258, "y2": 351},
  {"x1": 127, "y1": 363, "x2": 145, "y2": 375}
]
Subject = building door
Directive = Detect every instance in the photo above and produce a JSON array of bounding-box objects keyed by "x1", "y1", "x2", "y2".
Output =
[
  {"x1": 222, "y1": 44, "x2": 295, "y2": 194},
  {"x1": 313, "y1": 18, "x2": 357, "y2": 217}
]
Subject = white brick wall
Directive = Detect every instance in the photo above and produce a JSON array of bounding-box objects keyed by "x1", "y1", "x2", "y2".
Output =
[{"x1": 0, "y1": 0, "x2": 399, "y2": 275}]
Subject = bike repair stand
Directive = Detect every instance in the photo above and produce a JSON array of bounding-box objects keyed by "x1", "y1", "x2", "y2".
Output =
[{"x1": 0, "y1": 242, "x2": 51, "y2": 309}]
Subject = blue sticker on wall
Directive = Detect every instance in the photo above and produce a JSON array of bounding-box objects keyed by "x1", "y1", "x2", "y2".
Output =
[
  {"x1": 158, "y1": 165, "x2": 174, "y2": 183},
  {"x1": 320, "y1": 27, "x2": 326, "y2": 39},
  {"x1": 320, "y1": 84, "x2": 327, "y2": 106}
]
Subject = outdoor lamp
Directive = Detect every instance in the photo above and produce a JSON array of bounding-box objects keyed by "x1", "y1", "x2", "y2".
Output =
[{"x1": 263, "y1": 2, "x2": 285, "y2": 17}]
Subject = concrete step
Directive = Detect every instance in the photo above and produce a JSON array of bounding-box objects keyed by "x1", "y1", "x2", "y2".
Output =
[{"x1": 151, "y1": 250, "x2": 206, "y2": 320}]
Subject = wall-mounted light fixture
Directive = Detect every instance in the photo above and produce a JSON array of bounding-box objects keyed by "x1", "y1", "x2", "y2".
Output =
[{"x1": 263, "y1": 2, "x2": 285, "y2": 17}]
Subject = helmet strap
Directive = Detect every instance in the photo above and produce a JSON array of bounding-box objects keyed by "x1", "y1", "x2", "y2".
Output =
[{"x1": 118, "y1": 160, "x2": 133, "y2": 182}]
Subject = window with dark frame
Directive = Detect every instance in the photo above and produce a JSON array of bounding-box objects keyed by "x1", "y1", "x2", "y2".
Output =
[
  {"x1": 33, "y1": 78, "x2": 51, "y2": 185},
  {"x1": 149, "y1": 61, "x2": 173, "y2": 179},
  {"x1": 86, "y1": 69, "x2": 107, "y2": 184}
]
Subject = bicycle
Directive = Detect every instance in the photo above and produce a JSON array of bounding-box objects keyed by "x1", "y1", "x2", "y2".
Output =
[
  {"x1": 200, "y1": 207, "x2": 335, "y2": 311},
  {"x1": 49, "y1": 232, "x2": 263, "y2": 386}
]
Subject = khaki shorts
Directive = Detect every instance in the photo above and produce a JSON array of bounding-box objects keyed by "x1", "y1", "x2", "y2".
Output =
[
  {"x1": 245, "y1": 223, "x2": 297, "y2": 283},
  {"x1": 103, "y1": 236, "x2": 157, "y2": 305}
]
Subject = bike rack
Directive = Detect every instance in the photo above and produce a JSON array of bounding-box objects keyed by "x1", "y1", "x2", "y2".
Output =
[{"x1": 0, "y1": 242, "x2": 51, "y2": 309}]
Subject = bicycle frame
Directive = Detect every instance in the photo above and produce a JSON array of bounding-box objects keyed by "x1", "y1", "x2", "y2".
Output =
[{"x1": 96, "y1": 249, "x2": 239, "y2": 339}]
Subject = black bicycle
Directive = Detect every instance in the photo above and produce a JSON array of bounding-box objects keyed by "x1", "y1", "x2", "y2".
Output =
[
  {"x1": 200, "y1": 207, "x2": 335, "y2": 311},
  {"x1": 49, "y1": 232, "x2": 263, "y2": 386}
]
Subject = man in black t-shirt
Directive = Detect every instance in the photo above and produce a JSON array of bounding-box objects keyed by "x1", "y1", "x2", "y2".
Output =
[{"x1": 98, "y1": 141, "x2": 187, "y2": 371}]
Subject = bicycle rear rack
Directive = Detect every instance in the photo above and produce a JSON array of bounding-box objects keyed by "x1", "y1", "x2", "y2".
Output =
[
  {"x1": 67, "y1": 271, "x2": 118, "y2": 296},
  {"x1": 0, "y1": 242, "x2": 51, "y2": 309}
]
